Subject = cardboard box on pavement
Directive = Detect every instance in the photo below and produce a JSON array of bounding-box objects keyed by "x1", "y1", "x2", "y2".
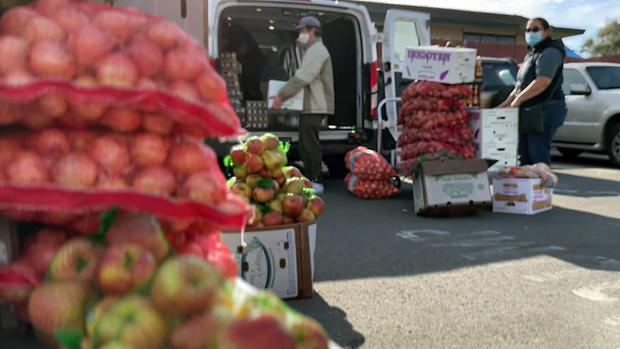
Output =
[
  {"x1": 412, "y1": 159, "x2": 492, "y2": 215},
  {"x1": 492, "y1": 177, "x2": 553, "y2": 215},
  {"x1": 221, "y1": 222, "x2": 316, "y2": 299},
  {"x1": 469, "y1": 108, "x2": 519, "y2": 171}
]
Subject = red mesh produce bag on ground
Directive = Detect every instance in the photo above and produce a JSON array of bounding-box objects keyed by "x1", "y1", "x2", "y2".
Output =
[
  {"x1": 0, "y1": 128, "x2": 249, "y2": 229},
  {"x1": 0, "y1": 0, "x2": 243, "y2": 139},
  {"x1": 344, "y1": 146, "x2": 397, "y2": 180},
  {"x1": 345, "y1": 173, "x2": 399, "y2": 199}
]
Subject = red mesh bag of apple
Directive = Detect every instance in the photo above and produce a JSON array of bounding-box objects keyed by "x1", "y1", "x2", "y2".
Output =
[
  {"x1": 0, "y1": 0, "x2": 243, "y2": 138},
  {"x1": 0, "y1": 127, "x2": 248, "y2": 230},
  {"x1": 345, "y1": 146, "x2": 397, "y2": 181},
  {"x1": 345, "y1": 173, "x2": 399, "y2": 199}
]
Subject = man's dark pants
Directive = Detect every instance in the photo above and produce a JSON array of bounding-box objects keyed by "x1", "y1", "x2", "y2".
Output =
[{"x1": 299, "y1": 114, "x2": 325, "y2": 182}]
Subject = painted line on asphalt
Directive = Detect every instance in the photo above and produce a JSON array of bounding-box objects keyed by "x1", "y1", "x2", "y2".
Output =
[
  {"x1": 396, "y1": 229, "x2": 450, "y2": 242},
  {"x1": 430, "y1": 235, "x2": 515, "y2": 248}
]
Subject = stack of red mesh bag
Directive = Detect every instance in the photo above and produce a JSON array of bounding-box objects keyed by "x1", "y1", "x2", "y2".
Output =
[
  {"x1": 344, "y1": 147, "x2": 400, "y2": 199},
  {"x1": 0, "y1": 0, "x2": 249, "y2": 323},
  {"x1": 398, "y1": 82, "x2": 476, "y2": 175}
]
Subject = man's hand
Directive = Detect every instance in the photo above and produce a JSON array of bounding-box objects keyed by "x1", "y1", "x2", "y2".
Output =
[{"x1": 270, "y1": 96, "x2": 283, "y2": 110}]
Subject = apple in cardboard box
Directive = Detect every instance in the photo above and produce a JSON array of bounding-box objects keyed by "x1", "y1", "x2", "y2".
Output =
[
  {"x1": 283, "y1": 193, "x2": 304, "y2": 218},
  {"x1": 246, "y1": 137, "x2": 265, "y2": 155}
]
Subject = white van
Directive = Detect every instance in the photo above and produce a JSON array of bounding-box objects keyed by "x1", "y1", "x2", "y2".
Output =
[{"x1": 113, "y1": 0, "x2": 430, "y2": 169}]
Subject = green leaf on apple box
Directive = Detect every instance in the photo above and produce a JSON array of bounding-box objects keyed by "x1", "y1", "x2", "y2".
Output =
[
  {"x1": 257, "y1": 179, "x2": 273, "y2": 189},
  {"x1": 302, "y1": 188, "x2": 315, "y2": 196},
  {"x1": 223, "y1": 155, "x2": 233, "y2": 168},
  {"x1": 89, "y1": 207, "x2": 119, "y2": 243},
  {"x1": 279, "y1": 141, "x2": 291, "y2": 154},
  {"x1": 55, "y1": 329, "x2": 83, "y2": 349}
]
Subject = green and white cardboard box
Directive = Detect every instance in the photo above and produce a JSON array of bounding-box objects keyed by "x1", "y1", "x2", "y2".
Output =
[
  {"x1": 413, "y1": 159, "x2": 492, "y2": 214},
  {"x1": 221, "y1": 223, "x2": 317, "y2": 299},
  {"x1": 469, "y1": 108, "x2": 519, "y2": 172}
]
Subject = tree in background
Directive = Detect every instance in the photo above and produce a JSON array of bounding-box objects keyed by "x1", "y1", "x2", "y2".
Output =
[{"x1": 582, "y1": 19, "x2": 620, "y2": 57}]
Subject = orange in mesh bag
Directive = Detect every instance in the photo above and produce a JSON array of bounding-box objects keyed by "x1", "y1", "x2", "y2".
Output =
[
  {"x1": 0, "y1": 128, "x2": 249, "y2": 230},
  {"x1": 0, "y1": 0, "x2": 243, "y2": 139}
]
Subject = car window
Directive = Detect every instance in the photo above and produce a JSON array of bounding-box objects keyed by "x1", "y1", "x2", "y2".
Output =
[
  {"x1": 585, "y1": 66, "x2": 620, "y2": 89},
  {"x1": 562, "y1": 69, "x2": 587, "y2": 95},
  {"x1": 481, "y1": 61, "x2": 517, "y2": 91}
]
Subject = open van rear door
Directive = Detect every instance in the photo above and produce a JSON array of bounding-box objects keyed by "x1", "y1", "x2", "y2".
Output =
[{"x1": 381, "y1": 9, "x2": 430, "y2": 142}]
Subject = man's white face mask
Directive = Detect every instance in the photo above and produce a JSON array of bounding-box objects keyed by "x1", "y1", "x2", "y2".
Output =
[{"x1": 297, "y1": 33, "x2": 310, "y2": 44}]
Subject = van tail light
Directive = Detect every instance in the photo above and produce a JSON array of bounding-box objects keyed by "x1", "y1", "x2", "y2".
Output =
[
  {"x1": 209, "y1": 58, "x2": 217, "y2": 70},
  {"x1": 370, "y1": 61, "x2": 378, "y2": 118}
]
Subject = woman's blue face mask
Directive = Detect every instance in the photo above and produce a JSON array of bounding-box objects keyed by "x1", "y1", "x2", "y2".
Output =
[{"x1": 526, "y1": 32, "x2": 543, "y2": 46}]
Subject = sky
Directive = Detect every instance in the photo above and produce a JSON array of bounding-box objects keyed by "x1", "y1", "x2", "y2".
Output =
[{"x1": 357, "y1": 0, "x2": 620, "y2": 56}]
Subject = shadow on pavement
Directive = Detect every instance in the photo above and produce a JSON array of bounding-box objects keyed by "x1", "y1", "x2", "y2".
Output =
[
  {"x1": 553, "y1": 173, "x2": 620, "y2": 197},
  {"x1": 313, "y1": 176, "x2": 620, "y2": 283},
  {"x1": 286, "y1": 292, "x2": 365, "y2": 348}
]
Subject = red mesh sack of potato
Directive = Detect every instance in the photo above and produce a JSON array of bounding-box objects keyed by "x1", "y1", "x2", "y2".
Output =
[
  {"x1": 345, "y1": 173, "x2": 399, "y2": 199},
  {"x1": 0, "y1": 0, "x2": 243, "y2": 139},
  {"x1": 0, "y1": 128, "x2": 249, "y2": 230},
  {"x1": 401, "y1": 141, "x2": 475, "y2": 161},
  {"x1": 398, "y1": 109, "x2": 470, "y2": 129},
  {"x1": 397, "y1": 97, "x2": 466, "y2": 113},
  {"x1": 397, "y1": 125, "x2": 473, "y2": 147},
  {"x1": 401, "y1": 81, "x2": 473, "y2": 100},
  {"x1": 344, "y1": 146, "x2": 397, "y2": 180}
]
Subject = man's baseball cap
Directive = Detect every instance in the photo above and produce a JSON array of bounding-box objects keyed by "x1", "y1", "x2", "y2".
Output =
[{"x1": 295, "y1": 16, "x2": 321, "y2": 30}]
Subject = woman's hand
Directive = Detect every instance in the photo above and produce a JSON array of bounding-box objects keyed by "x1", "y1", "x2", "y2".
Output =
[
  {"x1": 510, "y1": 97, "x2": 523, "y2": 108},
  {"x1": 497, "y1": 89, "x2": 518, "y2": 108}
]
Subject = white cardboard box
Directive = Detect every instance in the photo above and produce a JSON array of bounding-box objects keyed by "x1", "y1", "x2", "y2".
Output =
[
  {"x1": 469, "y1": 108, "x2": 519, "y2": 169},
  {"x1": 221, "y1": 223, "x2": 316, "y2": 299},
  {"x1": 404, "y1": 46, "x2": 477, "y2": 84},
  {"x1": 267, "y1": 80, "x2": 304, "y2": 110},
  {"x1": 492, "y1": 177, "x2": 553, "y2": 215},
  {"x1": 413, "y1": 159, "x2": 492, "y2": 214}
]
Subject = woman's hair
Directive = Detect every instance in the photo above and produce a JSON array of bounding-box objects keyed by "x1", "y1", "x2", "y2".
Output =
[{"x1": 530, "y1": 17, "x2": 551, "y2": 30}]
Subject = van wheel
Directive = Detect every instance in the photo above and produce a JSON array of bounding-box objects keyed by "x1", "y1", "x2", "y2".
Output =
[
  {"x1": 557, "y1": 147, "x2": 583, "y2": 159},
  {"x1": 606, "y1": 122, "x2": 620, "y2": 167}
]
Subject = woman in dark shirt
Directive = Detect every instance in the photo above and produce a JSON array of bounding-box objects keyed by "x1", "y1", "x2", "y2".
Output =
[{"x1": 499, "y1": 17, "x2": 567, "y2": 165}]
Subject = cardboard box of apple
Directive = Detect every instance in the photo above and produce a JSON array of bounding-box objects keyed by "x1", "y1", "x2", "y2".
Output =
[
  {"x1": 18, "y1": 211, "x2": 329, "y2": 349},
  {"x1": 226, "y1": 134, "x2": 325, "y2": 228}
]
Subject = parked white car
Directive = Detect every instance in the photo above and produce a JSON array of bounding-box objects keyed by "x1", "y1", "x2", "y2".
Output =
[{"x1": 554, "y1": 62, "x2": 620, "y2": 167}]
